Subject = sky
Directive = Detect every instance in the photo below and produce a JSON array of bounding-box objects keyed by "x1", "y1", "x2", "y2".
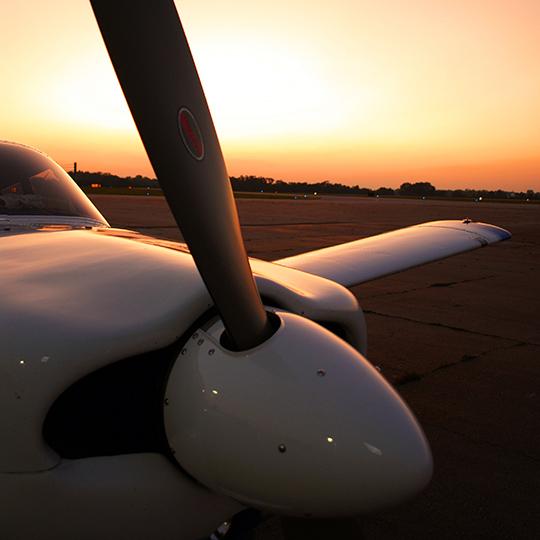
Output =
[{"x1": 1, "y1": 0, "x2": 539, "y2": 191}]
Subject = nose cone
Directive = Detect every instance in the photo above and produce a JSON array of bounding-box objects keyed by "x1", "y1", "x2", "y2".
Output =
[
  {"x1": 164, "y1": 312, "x2": 432, "y2": 517},
  {"x1": 312, "y1": 366, "x2": 433, "y2": 515}
]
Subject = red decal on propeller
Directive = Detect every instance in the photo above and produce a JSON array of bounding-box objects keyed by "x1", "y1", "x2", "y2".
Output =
[{"x1": 178, "y1": 107, "x2": 204, "y2": 161}]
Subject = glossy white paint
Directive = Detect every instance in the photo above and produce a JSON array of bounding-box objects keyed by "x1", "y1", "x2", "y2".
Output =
[
  {"x1": 0, "y1": 227, "x2": 368, "y2": 473},
  {"x1": 252, "y1": 258, "x2": 368, "y2": 355},
  {"x1": 0, "y1": 228, "x2": 211, "y2": 472},
  {"x1": 277, "y1": 220, "x2": 511, "y2": 287},
  {"x1": 0, "y1": 143, "x2": 512, "y2": 535},
  {"x1": 164, "y1": 311, "x2": 433, "y2": 517},
  {"x1": 1, "y1": 213, "x2": 511, "y2": 533},
  {"x1": 0, "y1": 454, "x2": 243, "y2": 540}
]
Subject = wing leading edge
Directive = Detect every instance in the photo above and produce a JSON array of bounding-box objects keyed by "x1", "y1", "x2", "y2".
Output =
[{"x1": 275, "y1": 220, "x2": 511, "y2": 288}]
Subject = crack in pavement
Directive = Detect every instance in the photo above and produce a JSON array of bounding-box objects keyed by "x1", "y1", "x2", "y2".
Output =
[
  {"x1": 391, "y1": 341, "x2": 540, "y2": 463},
  {"x1": 391, "y1": 338, "x2": 529, "y2": 388},
  {"x1": 362, "y1": 309, "x2": 536, "y2": 346},
  {"x1": 359, "y1": 275, "x2": 495, "y2": 300},
  {"x1": 394, "y1": 342, "x2": 527, "y2": 386}
]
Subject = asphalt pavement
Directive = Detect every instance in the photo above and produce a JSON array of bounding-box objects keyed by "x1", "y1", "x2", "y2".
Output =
[{"x1": 91, "y1": 194, "x2": 539, "y2": 540}]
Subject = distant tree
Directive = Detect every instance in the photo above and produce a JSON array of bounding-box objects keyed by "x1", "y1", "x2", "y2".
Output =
[
  {"x1": 229, "y1": 175, "x2": 275, "y2": 192},
  {"x1": 374, "y1": 187, "x2": 395, "y2": 196},
  {"x1": 399, "y1": 182, "x2": 436, "y2": 197}
]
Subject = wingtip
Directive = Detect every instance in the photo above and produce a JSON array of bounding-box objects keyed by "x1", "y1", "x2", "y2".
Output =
[
  {"x1": 470, "y1": 222, "x2": 512, "y2": 243},
  {"x1": 427, "y1": 220, "x2": 512, "y2": 244}
]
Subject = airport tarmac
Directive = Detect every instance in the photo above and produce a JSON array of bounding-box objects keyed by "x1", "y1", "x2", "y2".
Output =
[{"x1": 91, "y1": 194, "x2": 539, "y2": 539}]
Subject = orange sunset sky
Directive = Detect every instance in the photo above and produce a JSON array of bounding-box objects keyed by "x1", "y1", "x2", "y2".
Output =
[{"x1": 2, "y1": 0, "x2": 539, "y2": 191}]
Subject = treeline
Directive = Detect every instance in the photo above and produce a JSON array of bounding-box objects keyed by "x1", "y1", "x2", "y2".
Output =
[
  {"x1": 74, "y1": 171, "x2": 539, "y2": 200},
  {"x1": 231, "y1": 176, "x2": 539, "y2": 200},
  {"x1": 398, "y1": 181, "x2": 539, "y2": 200},
  {"x1": 230, "y1": 176, "x2": 377, "y2": 195},
  {"x1": 75, "y1": 171, "x2": 160, "y2": 189}
]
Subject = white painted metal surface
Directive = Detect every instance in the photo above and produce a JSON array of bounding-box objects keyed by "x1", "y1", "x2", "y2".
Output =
[
  {"x1": 0, "y1": 229, "x2": 211, "y2": 472},
  {"x1": 251, "y1": 258, "x2": 368, "y2": 355},
  {"x1": 0, "y1": 0, "x2": 514, "y2": 530},
  {"x1": 0, "y1": 227, "x2": 370, "y2": 474},
  {"x1": 0, "y1": 454, "x2": 243, "y2": 540},
  {"x1": 0, "y1": 139, "x2": 511, "y2": 538},
  {"x1": 164, "y1": 312, "x2": 433, "y2": 517},
  {"x1": 276, "y1": 220, "x2": 511, "y2": 287}
]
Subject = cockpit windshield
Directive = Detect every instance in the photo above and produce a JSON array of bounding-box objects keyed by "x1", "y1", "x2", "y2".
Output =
[{"x1": 0, "y1": 141, "x2": 108, "y2": 226}]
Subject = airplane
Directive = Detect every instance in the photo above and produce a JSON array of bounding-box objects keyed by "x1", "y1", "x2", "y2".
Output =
[{"x1": 0, "y1": 1, "x2": 511, "y2": 539}]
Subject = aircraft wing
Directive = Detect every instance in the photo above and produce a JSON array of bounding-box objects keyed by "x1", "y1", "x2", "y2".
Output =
[{"x1": 275, "y1": 220, "x2": 511, "y2": 288}]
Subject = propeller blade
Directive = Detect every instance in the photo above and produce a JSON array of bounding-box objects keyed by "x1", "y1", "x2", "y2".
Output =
[{"x1": 90, "y1": 0, "x2": 274, "y2": 350}]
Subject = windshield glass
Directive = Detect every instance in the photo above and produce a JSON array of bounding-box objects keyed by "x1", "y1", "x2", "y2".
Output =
[{"x1": 0, "y1": 141, "x2": 108, "y2": 225}]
